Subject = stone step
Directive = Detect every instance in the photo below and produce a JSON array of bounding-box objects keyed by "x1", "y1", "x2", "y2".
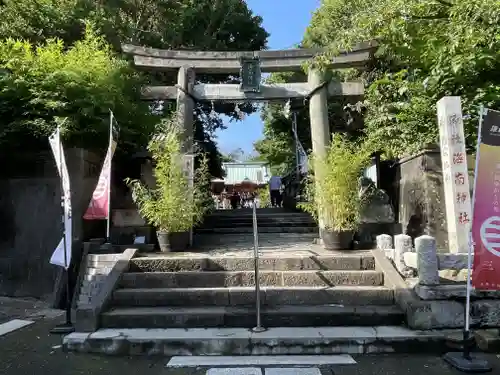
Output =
[
  {"x1": 208, "y1": 208, "x2": 303, "y2": 216},
  {"x1": 198, "y1": 220, "x2": 317, "y2": 229},
  {"x1": 100, "y1": 305, "x2": 404, "y2": 329},
  {"x1": 193, "y1": 232, "x2": 318, "y2": 246},
  {"x1": 120, "y1": 270, "x2": 384, "y2": 288},
  {"x1": 64, "y1": 326, "x2": 457, "y2": 356},
  {"x1": 129, "y1": 254, "x2": 375, "y2": 272},
  {"x1": 202, "y1": 215, "x2": 315, "y2": 223},
  {"x1": 196, "y1": 226, "x2": 318, "y2": 234},
  {"x1": 111, "y1": 286, "x2": 395, "y2": 307}
]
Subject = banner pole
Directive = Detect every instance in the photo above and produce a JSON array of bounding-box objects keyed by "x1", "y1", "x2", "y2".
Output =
[
  {"x1": 51, "y1": 126, "x2": 74, "y2": 334},
  {"x1": 443, "y1": 105, "x2": 491, "y2": 372},
  {"x1": 106, "y1": 110, "x2": 113, "y2": 242},
  {"x1": 464, "y1": 105, "x2": 485, "y2": 356}
]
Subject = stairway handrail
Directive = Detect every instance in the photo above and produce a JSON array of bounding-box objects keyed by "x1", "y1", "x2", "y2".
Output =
[{"x1": 251, "y1": 200, "x2": 266, "y2": 332}]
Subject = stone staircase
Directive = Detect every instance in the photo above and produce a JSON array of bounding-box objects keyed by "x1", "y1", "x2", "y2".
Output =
[
  {"x1": 99, "y1": 208, "x2": 404, "y2": 329},
  {"x1": 195, "y1": 207, "x2": 318, "y2": 234},
  {"x1": 101, "y1": 251, "x2": 403, "y2": 329}
]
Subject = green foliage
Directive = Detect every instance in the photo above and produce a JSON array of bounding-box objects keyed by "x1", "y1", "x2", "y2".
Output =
[
  {"x1": 0, "y1": 0, "x2": 269, "y2": 174},
  {"x1": 256, "y1": 187, "x2": 271, "y2": 208},
  {"x1": 0, "y1": 0, "x2": 268, "y2": 52},
  {"x1": 0, "y1": 26, "x2": 155, "y2": 152},
  {"x1": 304, "y1": 0, "x2": 500, "y2": 157},
  {"x1": 125, "y1": 119, "x2": 211, "y2": 232},
  {"x1": 299, "y1": 134, "x2": 371, "y2": 231}
]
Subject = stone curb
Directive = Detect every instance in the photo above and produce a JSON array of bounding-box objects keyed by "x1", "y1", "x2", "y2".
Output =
[{"x1": 63, "y1": 325, "x2": 460, "y2": 356}]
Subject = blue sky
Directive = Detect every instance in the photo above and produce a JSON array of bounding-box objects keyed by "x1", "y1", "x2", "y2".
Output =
[{"x1": 214, "y1": 0, "x2": 321, "y2": 156}]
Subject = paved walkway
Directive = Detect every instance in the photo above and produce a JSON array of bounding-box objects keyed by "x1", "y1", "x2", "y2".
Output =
[{"x1": 1, "y1": 317, "x2": 500, "y2": 375}]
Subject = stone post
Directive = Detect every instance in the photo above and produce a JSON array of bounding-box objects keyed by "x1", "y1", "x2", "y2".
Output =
[
  {"x1": 376, "y1": 234, "x2": 393, "y2": 250},
  {"x1": 437, "y1": 96, "x2": 472, "y2": 253},
  {"x1": 415, "y1": 235, "x2": 440, "y2": 285},
  {"x1": 394, "y1": 234, "x2": 413, "y2": 276},
  {"x1": 177, "y1": 66, "x2": 195, "y2": 153},
  {"x1": 308, "y1": 68, "x2": 330, "y2": 231}
]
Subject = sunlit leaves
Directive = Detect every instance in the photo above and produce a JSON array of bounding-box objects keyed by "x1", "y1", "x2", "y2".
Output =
[{"x1": 303, "y1": 0, "x2": 500, "y2": 157}]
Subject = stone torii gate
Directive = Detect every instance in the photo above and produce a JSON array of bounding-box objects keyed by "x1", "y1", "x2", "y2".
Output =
[{"x1": 122, "y1": 42, "x2": 376, "y2": 230}]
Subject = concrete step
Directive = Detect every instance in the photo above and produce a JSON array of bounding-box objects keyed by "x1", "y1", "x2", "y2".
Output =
[
  {"x1": 100, "y1": 304, "x2": 404, "y2": 328},
  {"x1": 111, "y1": 286, "x2": 395, "y2": 307},
  {"x1": 202, "y1": 216, "x2": 315, "y2": 224},
  {"x1": 120, "y1": 270, "x2": 384, "y2": 288},
  {"x1": 198, "y1": 220, "x2": 317, "y2": 229},
  {"x1": 129, "y1": 254, "x2": 375, "y2": 272},
  {"x1": 196, "y1": 226, "x2": 318, "y2": 234},
  {"x1": 208, "y1": 208, "x2": 304, "y2": 216},
  {"x1": 64, "y1": 326, "x2": 457, "y2": 356},
  {"x1": 193, "y1": 232, "x2": 318, "y2": 247}
]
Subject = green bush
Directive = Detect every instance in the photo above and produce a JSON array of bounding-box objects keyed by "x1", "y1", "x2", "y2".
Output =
[
  {"x1": 256, "y1": 187, "x2": 271, "y2": 208},
  {"x1": 299, "y1": 134, "x2": 371, "y2": 231},
  {"x1": 126, "y1": 119, "x2": 211, "y2": 233}
]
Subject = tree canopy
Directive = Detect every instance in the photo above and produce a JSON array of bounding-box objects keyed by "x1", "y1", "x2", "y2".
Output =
[
  {"x1": 0, "y1": 27, "x2": 154, "y2": 153},
  {"x1": 256, "y1": 0, "x2": 500, "y2": 170},
  {"x1": 0, "y1": 0, "x2": 269, "y2": 176}
]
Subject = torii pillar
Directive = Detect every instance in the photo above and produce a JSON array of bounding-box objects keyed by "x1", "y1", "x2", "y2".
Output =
[
  {"x1": 176, "y1": 66, "x2": 196, "y2": 245},
  {"x1": 308, "y1": 67, "x2": 330, "y2": 234},
  {"x1": 177, "y1": 66, "x2": 196, "y2": 152}
]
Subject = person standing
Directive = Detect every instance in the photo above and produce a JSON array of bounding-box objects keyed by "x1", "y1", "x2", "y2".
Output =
[{"x1": 268, "y1": 174, "x2": 282, "y2": 208}]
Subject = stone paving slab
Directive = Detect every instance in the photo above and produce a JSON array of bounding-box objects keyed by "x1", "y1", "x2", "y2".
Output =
[
  {"x1": 168, "y1": 355, "x2": 355, "y2": 367},
  {"x1": 266, "y1": 369, "x2": 322, "y2": 375},
  {"x1": 207, "y1": 368, "x2": 262, "y2": 375}
]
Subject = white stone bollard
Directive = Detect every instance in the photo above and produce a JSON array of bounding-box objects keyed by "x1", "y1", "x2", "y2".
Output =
[
  {"x1": 415, "y1": 235, "x2": 440, "y2": 286},
  {"x1": 376, "y1": 234, "x2": 393, "y2": 250},
  {"x1": 394, "y1": 234, "x2": 413, "y2": 277}
]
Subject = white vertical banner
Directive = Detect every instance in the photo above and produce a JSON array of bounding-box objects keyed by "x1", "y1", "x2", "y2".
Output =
[
  {"x1": 48, "y1": 127, "x2": 72, "y2": 269},
  {"x1": 437, "y1": 96, "x2": 472, "y2": 254}
]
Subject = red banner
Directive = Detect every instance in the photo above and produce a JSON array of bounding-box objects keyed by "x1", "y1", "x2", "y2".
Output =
[
  {"x1": 472, "y1": 109, "x2": 500, "y2": 290},
  {"x1": 83, "y1": 140, "x2": 116, "y2": 220}
]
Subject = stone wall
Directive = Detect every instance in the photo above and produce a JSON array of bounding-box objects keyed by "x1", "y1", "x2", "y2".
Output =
[
  {"x1": 397, "y1": 148, "x2": 474, "y2": 253},
  {"x1": 75, "y1": 254, "x2": 121, "y2": 308},
  {"x1": 0, "y1": 149, "x2": 101, "y2": 300}
]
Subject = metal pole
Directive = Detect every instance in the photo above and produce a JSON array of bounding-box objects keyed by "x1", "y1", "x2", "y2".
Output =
[
  {"x1": 464, "y1": 106, "x2": 485, "y2": 357},
  {"x1": 292, "y1": 112, "x2": 300, "y2": 181},
  {"x1": 251, "y1": 200, "x2": 266, "y2": 333},
  {"x1": 50, "y1": 126, "x2": 74, "y2": 334},
  {"x1": 106, "y1": 110, "x2": 113, "y2": 242}
]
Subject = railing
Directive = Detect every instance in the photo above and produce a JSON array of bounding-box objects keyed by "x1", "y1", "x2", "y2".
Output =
[{"x1": 251, "y1": 200, "x2": 266, "y2": 332}]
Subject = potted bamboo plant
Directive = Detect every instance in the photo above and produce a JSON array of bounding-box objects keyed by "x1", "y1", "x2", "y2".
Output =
[
  {"x1": 126, "y1": 120, "x2": 210, "y2": 252},
  {"x1": 300, "y1": 134, "x2": 371, "y2": 250}
]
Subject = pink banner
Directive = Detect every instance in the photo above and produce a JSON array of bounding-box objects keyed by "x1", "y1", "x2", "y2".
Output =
[
  {"x1": 472, "y1": 109, "x2": 500, "y2": 290},
  {"x1": 83, "y1": 140, "x2": 116, "y2": 220}
]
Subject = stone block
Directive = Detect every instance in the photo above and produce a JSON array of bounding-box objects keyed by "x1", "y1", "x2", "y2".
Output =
[
  {"x1": 376, "y1": 234, "x2": 393, "y2": 250},
  {"x1": 405, "y1": 300, "x2": 465, "y2": 330},
  {"x1": 474, "y1": 329, "x2": 500, "y2": 352},
  {"x1": 471, "y1": 300, "x2": 500, "y2": 327},
  {"x1": 415, "y1": 235, "x2": 439, "y2": 286},
  {"x1": 394, "y1": 234, "x2": 413, "y2": 277}
]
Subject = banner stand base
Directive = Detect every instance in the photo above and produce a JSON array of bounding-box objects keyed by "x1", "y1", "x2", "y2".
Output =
[
  {"x1": 50, "y1": 322, "x2": 75, "y2": 335},
  {"x1": 443, "y1": 352, "x2": 492, "y2": 373}
]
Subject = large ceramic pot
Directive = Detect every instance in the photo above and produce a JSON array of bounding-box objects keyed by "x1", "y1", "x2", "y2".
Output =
[
  {"x1": 156, "y1": 230, "x2": 190, "y2": 252},
  {"x1": 156, "y1": 230, "x2": 171, "y2": 252},
  {"x1": 321, "y1": 229, "x2": 354, "y2": 250},
  {"x1": 169, "y1": 231, "x2": 190, "y2": 252}
]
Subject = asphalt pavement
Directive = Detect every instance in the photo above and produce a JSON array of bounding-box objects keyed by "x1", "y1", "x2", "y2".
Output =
[{"x1": 1, "y1": 297, "x2": 500, "y2": 375}]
